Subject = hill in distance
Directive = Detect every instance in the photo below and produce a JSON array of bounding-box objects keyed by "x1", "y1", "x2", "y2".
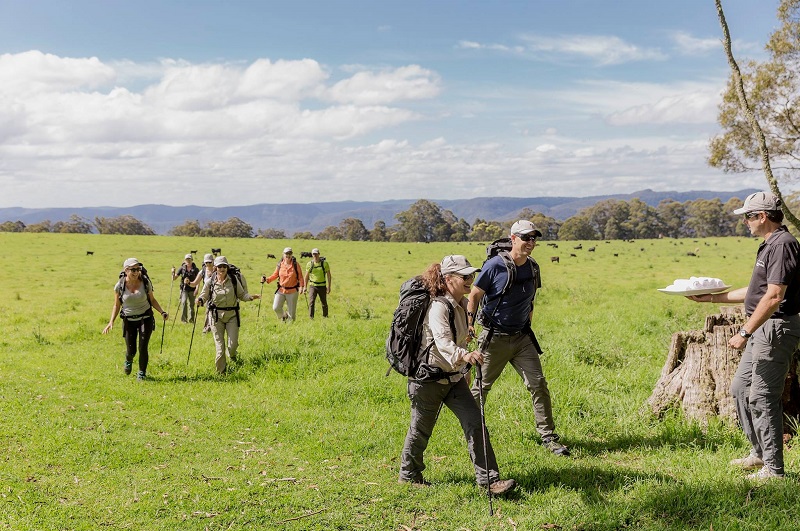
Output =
[{"x1": 0, "y1": 188, "x2": 759, "y2": 235}]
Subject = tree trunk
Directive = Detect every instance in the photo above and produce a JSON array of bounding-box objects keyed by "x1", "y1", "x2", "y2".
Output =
[{"x1": 648, "y1": 306, "x2": 800, "y2": 436}]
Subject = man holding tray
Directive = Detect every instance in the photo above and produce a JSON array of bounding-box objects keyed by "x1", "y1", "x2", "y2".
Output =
[{"x1": 690, "y1": 191, "x2": 800, "y2": 480}]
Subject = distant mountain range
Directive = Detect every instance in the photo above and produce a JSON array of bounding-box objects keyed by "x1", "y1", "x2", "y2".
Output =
[{"x1": 0, "y1": 188, "x2": 760, "y2": 235}]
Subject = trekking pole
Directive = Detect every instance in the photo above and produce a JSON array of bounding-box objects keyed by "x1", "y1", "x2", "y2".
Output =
[
  {"x1": 171, "y1": 297, "x2": 183, "y2": 330},
  {"x1": 167, "y1": 273, "x2": 175, "y2": 316},
  {"x1": 186, "y1": 305, "x2": 199, "y2": 365},
  {"x1": 257, "y1": 280, "x2": 265, "y2": 317},
  {"x1": 476, "y1": 363, "x2": 493, "y2": 516},
  {"x1": 159, "y1": 313, "x2": 166, "y2": 355}
]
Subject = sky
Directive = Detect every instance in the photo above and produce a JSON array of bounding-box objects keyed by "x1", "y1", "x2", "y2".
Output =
[{"x1": 0, "y1": 0, "x2": 786, "y2": 208}]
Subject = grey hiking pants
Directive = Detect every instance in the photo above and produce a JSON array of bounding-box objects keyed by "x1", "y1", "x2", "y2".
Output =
[
  {"x1": 211, "y1": 317, "x2": 239, "y2": 374},
  {"x1": 400, "y1": 377, "x2": 500, "y2": 486},
  {"x1": 731, "y1": 315, "x2": 800, "y2": 475},
  {"x1": 471, "y1": 328, "x2": 556, "y2": 440}
]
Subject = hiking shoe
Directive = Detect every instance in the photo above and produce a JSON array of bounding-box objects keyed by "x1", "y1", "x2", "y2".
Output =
[
  {"x1": 488, "y1": 479, "x2": 517, "y2": 495},
  {"x1": 730, "y1": 454, "x2": 764, "y2": 470},
  {"x1": 746, "y1": 466, "x2": 784, "y2": 481},
  {"x1": 398, "y1": 476, "x2": 431, "y2": 487},
  {"x1": 136, "y1": 371, "x2": 146, "y2": 381},
  {"x1": 124, "y1": 361, "x2": 133, "y2": 375},
  {"x1": 542, "y1": 436, "x2": 571, "y2": 456}
]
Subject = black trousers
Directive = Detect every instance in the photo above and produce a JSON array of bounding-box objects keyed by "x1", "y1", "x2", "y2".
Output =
[
  {"x1": 308, "y1": 285, "x2": 328, "y2": 318},
  {"x1": 122, "y1": 316, "x2": 155, "y2": 373}
]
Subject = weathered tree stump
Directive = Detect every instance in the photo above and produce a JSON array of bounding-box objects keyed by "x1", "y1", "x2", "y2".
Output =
[{"x1": 648, "y1": 306, "x2": 800, "y2": 435}]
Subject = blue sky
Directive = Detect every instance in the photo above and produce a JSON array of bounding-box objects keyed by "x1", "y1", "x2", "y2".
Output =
[{"x1": 0, "y1": 0, "x2": 783, "y2": 208}]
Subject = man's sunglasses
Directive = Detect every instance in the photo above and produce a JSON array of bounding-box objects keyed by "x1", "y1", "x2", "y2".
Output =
[
  {"x1": 517, "y1": 234, "x2": 537, "y2": 242},
  {"x1": 743, "y1": 212, "x2": 762, "y2": 220}
]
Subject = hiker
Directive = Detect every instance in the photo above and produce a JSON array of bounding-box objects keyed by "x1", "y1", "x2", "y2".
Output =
[
  {"x1": 262, "y1": 247, "x2": 305, "y2": 322},
  {"x1": 171, "y1": 253, "x2": 200, "y2": 323},
  {"x1": 398, "y1": 255, "x2": 516, "y2": 495},
  {"x1": 188, "y1": 253, "x2": 215, "y2": 333},
  {"x1": 303, "y1": 248, "x2": 331, "y2": 318},
  {"x1": 102, "y1": 257, "x2": 168, "y2": 381},
  {"x1": 196, "y1": 256, "x2": 260, "y2": 374},
  {"x1": 467, "y1": 220, "x2": 570, "y2": 456},
  {"x1": 689, "y1": 191, "x2": 800, "y2": 480}
]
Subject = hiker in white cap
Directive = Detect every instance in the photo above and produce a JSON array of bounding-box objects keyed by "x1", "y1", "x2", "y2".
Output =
[
  {"x1": 188, "y1": 253, "x2": 216, "y2": 333},
  {"x1": 102, "y1": 258, "x2": 168, "y2": 381},
  {"x1": 171, "y1": 253, "x2": 200, "y2": 323},
  {"x1": 689, "y1": 191, "x2": 800, "y2": 480},
  {"x1": 262, "y1": 247, "x2": 305, "y2": 322},
  {"x1": 303, "y1": 248, "x2": 332, "y2": 318},
  {"x1": 467, "y1": 220, "x2": 570, "y2": 457}
]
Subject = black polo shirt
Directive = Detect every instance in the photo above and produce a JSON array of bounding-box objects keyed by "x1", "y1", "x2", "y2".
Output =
[{"x1": 745, "y1": 225, "x2": 800, "y2": 318}]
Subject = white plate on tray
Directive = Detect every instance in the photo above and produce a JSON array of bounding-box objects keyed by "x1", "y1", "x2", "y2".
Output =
[{"x1": 657, "y1": 285, "x2": 731, "y2": 296}]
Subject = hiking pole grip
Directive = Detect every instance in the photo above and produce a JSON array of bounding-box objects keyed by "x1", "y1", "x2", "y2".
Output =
[{"x1": 475, "y1": 362, "x2": 493, "y2": 516}]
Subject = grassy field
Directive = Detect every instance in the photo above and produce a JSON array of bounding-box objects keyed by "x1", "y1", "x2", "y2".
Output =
[{"x1": 2, "y1": 232, "x2": 799, "y2": 530}]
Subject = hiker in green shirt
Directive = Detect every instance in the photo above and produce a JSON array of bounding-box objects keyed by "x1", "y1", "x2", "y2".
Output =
[{"x1": 303, "y1": 248, "x2": 331, "y2": 318}]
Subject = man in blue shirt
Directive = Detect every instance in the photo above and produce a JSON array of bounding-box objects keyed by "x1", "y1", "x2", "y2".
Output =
[
  {"x1": 690, "y1": 191, "x2": 800, "y2": 480},
  {"x1": 467, "y1": 220, "x2": 569, "y2": 456}
]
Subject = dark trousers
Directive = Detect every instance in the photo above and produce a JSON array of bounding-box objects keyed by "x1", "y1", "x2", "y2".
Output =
[
  {"x1": 308, "y1": 285, "x2": 328, "y2": 318},
  {"x1": 122, "y1": 317, "x2": 154, "y2": 374},
  {"x1": 400, "y1": 377, "x2": 500, "y2": 485}
]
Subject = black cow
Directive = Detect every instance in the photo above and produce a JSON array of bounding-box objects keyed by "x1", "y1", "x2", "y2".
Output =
[
  {"x1": 211, "y1": 248, "x2": 221, "y2": 255},
  {"x1": 86, "y1": 251, "x2": 94, "y2": 256},
  {"x1": 550, "y1": 256, "x2": 560, "y2": 263},
  {"x1": 267, "y1": 253, "x2": 276, "y2": 259},
  {"x1": 300, "y1": 251, "x2": 312, "y2": 258}
]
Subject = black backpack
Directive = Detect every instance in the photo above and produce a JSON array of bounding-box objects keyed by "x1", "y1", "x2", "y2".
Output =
[
  {"x1": 385, "y1": 276, "x2": 460, "y2": 381},
  {"x1": 479, "y1": 237, "x2": 542, "y2": 352},
  {"x1": 207, "y1": 264, "x2": 248, "y2": 326},
  {"x1": 209, "y1": 264, "x2": 248, "y2": 298}
]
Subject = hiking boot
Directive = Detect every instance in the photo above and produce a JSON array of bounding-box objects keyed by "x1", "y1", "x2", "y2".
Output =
[
  {"x1": 746, "y1": 465, "x2": 784, "y2": 481},
  {"x1": 136, "y1": 371, "x2": 146, "y2": 381},
  {"x1": 124, "y1": 361, "x2": 133, "y2": 375},
  {"x1": 398, "y1": 476, "x2": 431, "y2": 487},
  {"x1": 488, "y1": 479, "x2": 517, "y2": 495},
  {"x1": 730, "y1": 454, "x2": 764, "y2": 470},
  {"x1": 542, "y1": 436, "x2": 571, "y2": 457}
]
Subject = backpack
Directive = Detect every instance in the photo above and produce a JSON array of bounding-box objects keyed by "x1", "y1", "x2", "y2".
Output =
[
  {"x1": 209, "y1": 264, "x2": 248, "y2": 298},
  {"x1": 276, "y1": 257, "x2": 301, "y2": 291},
  {"x1": 385, "y1": 276, "x2": 460, "y2": 381},
  {"x1": 479, "y1": 237, "x2": 543, "y2": 352},
  {"x1": 115, "y1": 264, "x2": 154, "y2": 319},
  {"x1": 309, "y1": 257, "x2": 328, "y2": 272},
  {"x1": 207, "y1": 264, "x2": 248, "y2": 326}
]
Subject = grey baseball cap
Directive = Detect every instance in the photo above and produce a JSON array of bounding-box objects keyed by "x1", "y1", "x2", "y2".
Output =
[
  {"x1": 510, "y1": 219, "x2": 543, "y2": 237},
  {"x1": 440, "y1": 255, "x2": 480, "y2": 276},
  {"x1": 733, "y1": 191, "x2": 782, "y2": 214}
]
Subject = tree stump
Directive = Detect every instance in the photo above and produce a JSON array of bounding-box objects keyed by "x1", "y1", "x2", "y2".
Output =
[{"x1": 648, "y1": 306, "x2": 800, "y2": 435}]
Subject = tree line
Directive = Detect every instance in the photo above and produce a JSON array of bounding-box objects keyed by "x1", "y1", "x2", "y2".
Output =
[{"x1": 0, "y1": 196, "x2": 765, "y2": 241}]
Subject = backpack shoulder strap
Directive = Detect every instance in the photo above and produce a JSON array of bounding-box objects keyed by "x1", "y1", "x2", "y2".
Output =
[{"x1": 432, "y1": 296, "x2": 457, "y2": 341}]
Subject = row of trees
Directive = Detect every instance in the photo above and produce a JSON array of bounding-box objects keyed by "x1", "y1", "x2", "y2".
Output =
[{"x1": 0, "y1": 196, "x2": 771, "y2": 241}]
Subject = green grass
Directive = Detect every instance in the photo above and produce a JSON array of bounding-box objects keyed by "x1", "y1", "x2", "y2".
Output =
[{"x1": 2, "y1": 233, "x2": 799, "y2": 530}]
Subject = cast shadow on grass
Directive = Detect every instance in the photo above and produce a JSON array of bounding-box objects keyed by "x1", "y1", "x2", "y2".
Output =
[
  {"x1": 448, "y1": 467, "x2": 798, "y2": 528},
  {"x1": 563, "y1": 420, "x2": 737, "y2": 457}
]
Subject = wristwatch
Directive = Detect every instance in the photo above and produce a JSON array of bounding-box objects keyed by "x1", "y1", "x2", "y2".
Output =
[{"x1": 739, "y1": 328, "x2": 752, "y2": 338}]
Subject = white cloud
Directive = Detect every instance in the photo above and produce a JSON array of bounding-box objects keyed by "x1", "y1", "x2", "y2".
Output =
[
  {"x1": 0, "y1": 50, "x2": 116, "y2": 95},
  {"x1": 519, "y1": 34, "x2": 667, "y2": 65},
  {"x1": 458, "y1": 34, "x2": 666, "y2": 65},
  {"x1": 671, "y1": 31, "x2": 720, "y2": 56},
  {"x1": 326, "y1": 65, "x2": 441, "y2": 105}
]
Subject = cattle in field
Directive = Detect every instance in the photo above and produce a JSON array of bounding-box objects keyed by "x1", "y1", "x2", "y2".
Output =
[
  {"x1": 267, "y1": 253, "x2": 276, "y2": 259},
  {"x1": 211, "y1": 248, "x2": 221, "y2": 255},
  {"x1": 550, "y1": 256, "x2": 560, "y2": 263},
  {"x1": 86, "y1": 251, "x2": 94, "y2": 256},
  {"x1": 574, "y1": 244, "x2": 582, "y2": 250},
  {"x1": 588, "y1": 247, "x2": 595, "y2": 252},
  {"x1": 190, "y1": 250, "x2": 197, "y2": 254},
  {"x1": 300, "y1": 251, "x2": 313, "y2": 258}
]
